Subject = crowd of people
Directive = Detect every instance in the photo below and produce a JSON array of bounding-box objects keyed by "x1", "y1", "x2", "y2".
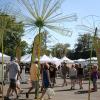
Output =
[
  {"x1": 0, "y1": 57, "x2": 99, "y2": 100},
  {"x1": 60, "y1": 62, "x2": 99, "y2": 91}
]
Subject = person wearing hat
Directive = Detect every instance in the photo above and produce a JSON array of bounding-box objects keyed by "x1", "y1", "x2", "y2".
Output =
[{"x1": 26, "y1": 58, "x2": 39, "y2": 99}]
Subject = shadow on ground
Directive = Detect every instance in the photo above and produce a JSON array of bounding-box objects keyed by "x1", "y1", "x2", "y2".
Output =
[
  {"x1": 74, "y1": 90, "x2": 89, "y2": 94},
  {"x1": 20, "y1": 91, "x2": 41, "y2": 95},
  {"x1": 74, "y1": 90, "x2": 98, "y2": 94},
  {"x1": 55, "y1": 88, "x2": 77, "y2": 92},
  {"x1": 3, "y1": 97, "x2": 33, "y2": 100}
]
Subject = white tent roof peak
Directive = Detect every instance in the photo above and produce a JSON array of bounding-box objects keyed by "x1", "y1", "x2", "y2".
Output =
[
  {"x1": 49, "y1": 53, "x2": 53, "y2": 58},
  {"x1": 0, "y1": 52, "x2": 10, "y2": 63},
  {"x1": 61, "y1": 56, "x2": 74, "y2": 63},
  {"x1": 0, "y1": 52, "x2": 10, "y2": 57},
  {"x1": 77, "y1": 58, "x2": 86, "y2": 62},
  {"x1": 40, "y1": 55, "x2": 51, "y2": 63},
  {"x1": 21, "y1": 54, "x2": 32, "y2": 63},
  {"x1": 61, "y1": 56, "x2": 71, "y2": 61}
]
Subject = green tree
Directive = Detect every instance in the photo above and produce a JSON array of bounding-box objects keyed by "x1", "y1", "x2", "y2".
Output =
[
  {"x1": 74, "y1": 33, "x2": 96, "y2": 59},
  {"x1": 0, "y1": 11, "x2": 24, "y2": 97},
  {"x1": 39, "y1": 31, "x2": 52, "y2": 56},
  {"x1": 20, "y1": 41, "x2": 28, "y2": 55},
  {"x1": 0, "y1": 13, "x2": 25, "y2": 59},
  {"x1": 51, "y1": 43, "x2": 70, "y2": 58},
  {"x1": 67, "y1": 49, "x2": 75, "y2": 60},
  {"x1": 28, "y1": 31, "x2": 51, "y2": 56}
]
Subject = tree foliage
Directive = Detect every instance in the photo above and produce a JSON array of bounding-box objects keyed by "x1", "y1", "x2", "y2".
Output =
[
  {"x1": 28, "y1": 31, "x2": 51, "y2": 57},
  {"x1": 73, "y1": 33, "x2": 96, "y2": 59},
  {"x1": 0, "y1": 12, "x2": 27, "y2": 57},
  {"x1": 51, "y1": 43, "x2": 70, "y2": 58}
]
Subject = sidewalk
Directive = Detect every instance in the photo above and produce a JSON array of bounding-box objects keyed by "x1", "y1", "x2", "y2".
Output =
[{"x1": 1, "y1": 78, "x2": 100, "y2": 100}]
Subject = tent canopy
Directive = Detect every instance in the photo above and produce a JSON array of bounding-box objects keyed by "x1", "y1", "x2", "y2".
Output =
[
  {"x1": 76, "y1": 58, "x2": 86, "y2": 62},
  {"x1": 21, "y1": 54, "x2": 32, "y2": 63},
  {"x1": 61, "y1": 56, "x2": 74, "y2": 63},
  {"x1": 0, "y1": 52, "x2": 10, "y2": 63},
  {"x1": 21, "y1": 54, "x2": 52, "y2": 63},
  {"x1": 86, "y1": 57, "x2": 97, "y2": 61},
  {"x1": 40, "y1": 55, "x2": 51, "y2": 63}
]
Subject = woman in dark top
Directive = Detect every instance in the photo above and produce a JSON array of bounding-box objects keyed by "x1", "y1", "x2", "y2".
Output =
[
  {"x1": 49, "y1": 64, "x2": 57, "y2": 87},
  {"x1": 91, "y1": 65, "x2": 98, "y2": 91},
  {"x1": 40, "y1": 63, "x2": 51, "y2": 100},
  {"x1": 77, "y1": 64, "x2": 84, "y2": 89}
]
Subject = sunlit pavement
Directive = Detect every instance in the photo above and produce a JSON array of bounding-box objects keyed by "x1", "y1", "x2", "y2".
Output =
[{"x1": 1, "y1": 78, "x2": 100, "y2": 100}]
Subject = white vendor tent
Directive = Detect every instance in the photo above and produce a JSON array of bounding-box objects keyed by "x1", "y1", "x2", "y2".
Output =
[
  {"x1": 21, "y1": 54, "x2": 32, "y2": 63},
  {"x1": 86, "y1": 57, "x2": 98, "y2": 64},
  {"x1": 61, "y1": 56, "x2": 74, "y2": 63},
  {"x1": 86, "y1": 57, "x2": 97, "y2": 61},
  {"x1": 76, "y1": 58, "x2": 86, "y2": 62},
  {"x1": 40, "y1": 55, "x2": 51, "y2": 63},
  {"x1": 0, "y1": 52, "x2": 10, "y2": 63},
  {"x1": 51, "y1": 57, "x2": 61, "y2": 67},
  {"x1": 74, "y1": 58, "x2": 87, "y2": 67},
  {"x1": 21, "y1": 54, "x2": 52, "y2": 63},
  {"x1": 0, "y1": 53, "x2": 10, "y2": 82},
  {"x1": 51, "y1": 57, "x2": 60, "y2": 63}
]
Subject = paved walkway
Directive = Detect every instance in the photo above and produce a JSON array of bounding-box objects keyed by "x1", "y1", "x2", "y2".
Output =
[{"x1": 0, "y1": 78, "x2": 100, "y2": 100}]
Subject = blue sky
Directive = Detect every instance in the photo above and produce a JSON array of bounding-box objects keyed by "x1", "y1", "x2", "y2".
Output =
[
  {"x1": 1, "y1": 0, "x2": 100, "y2": 49},
  {"x1": 60, "y1": 0, "x2": 100, "y2": 49}
]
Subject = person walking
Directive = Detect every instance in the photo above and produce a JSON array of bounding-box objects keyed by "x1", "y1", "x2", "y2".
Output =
[
  {"x1": 26, "y1": 59, "x2": 39, "y2": 99},
  {"x1": 40, "y1": 63, "x2": 51, "y2": 100},
  {"x1": 61, "y1": 62, "x2": 68, "y2": 86},
  {"x1": 69, "y1": 64, "x2": 77, "y2": 90},
  {"x1": 10, "y1": 72, "x2": 23, "y2": 96},
  {"x1": 4, "y1": 58, "x2": 20, "y2": 100},
  {"x1": 77, "y1": 64, "x2": 84, "y2": 89},
  {"x1": 49, "y1": 64, "x2": 57, "y2": 87},
  {"x1": 91, "y1": 65, "x2": 98, "y2": 91}
]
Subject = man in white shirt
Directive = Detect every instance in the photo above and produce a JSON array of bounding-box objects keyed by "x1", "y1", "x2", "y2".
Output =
[{"x1": 5, "y1": 58, "x2": 20, "y2": 99}]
